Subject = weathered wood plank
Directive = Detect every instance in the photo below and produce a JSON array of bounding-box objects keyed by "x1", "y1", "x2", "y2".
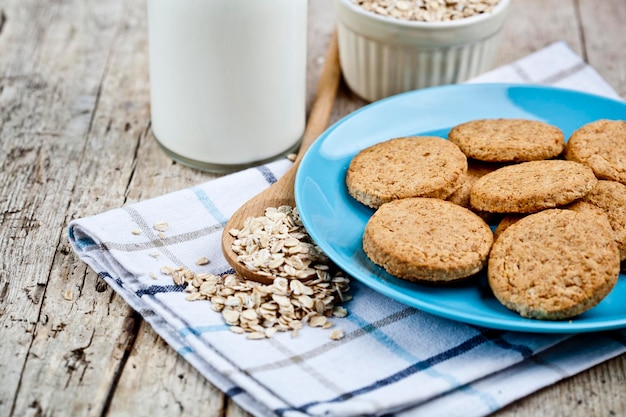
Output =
[
  {"x1": 579, "y1": 0, "x2": 626, "y2": 97},
  {"x1": 0, "y1": 0, "x2": 128, "y2": 416},
  {"x1": 495, "y1": 354, "x2": 626, "y2": 417},
  {"x1": 107, "y1": 320, "x2": 226, "y2": 417},
  {"x1": 494, "y1": 0, "x2": 583, "y2": 67},
  {"x1": 12, "y1": 0, "x2": 155, "y2": 413}
]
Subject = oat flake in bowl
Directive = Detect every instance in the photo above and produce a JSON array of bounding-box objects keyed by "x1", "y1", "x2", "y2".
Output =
[
  {"x1": 353, "y1": 0, "x2": 502, "y2": 22},
  {"x1": 335, "y1": 0, "x2": 510, "y2": 101}
]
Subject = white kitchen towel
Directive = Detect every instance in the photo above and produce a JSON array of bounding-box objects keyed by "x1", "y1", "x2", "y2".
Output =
[{"x1": 69, "y1": 41, "x2": 626, "y2": 417}]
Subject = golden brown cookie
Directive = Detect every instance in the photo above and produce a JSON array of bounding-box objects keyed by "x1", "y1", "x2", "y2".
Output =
[
  {"x1": 568, "y1": 180, "x2": 626, "y2": 261},
  {"x1": 448, "y1": 118, "x2": 565, "y2": 162},
  {"x1": 488, "y1": 208, "x2": 620, "y2": 320},
  {"x1": 565, "y1": 119, "x2": 626, "y2": 185},
  {"x1": 346, "y1": 136, "x2": 467, "y2": 209},
  {"x1": 492, "y1": 214, "x2": 525, "y2": 241},
  {"x1": 363, "y1": 197, "x2": 493, "y2": 283},
  {"x1": 470, "y1": 160, "x2": 597, "y2": 213},
  {"x1": 446, "y1": 160, "x2": 500, "y2": 208},
  {"x1": 446, "y1": 159, "x2": 502, "y2": 222}
]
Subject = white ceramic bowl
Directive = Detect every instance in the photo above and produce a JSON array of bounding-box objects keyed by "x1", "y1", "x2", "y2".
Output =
[{"x1": 335, "y1": 0, "x2": 511, "y2": 102}]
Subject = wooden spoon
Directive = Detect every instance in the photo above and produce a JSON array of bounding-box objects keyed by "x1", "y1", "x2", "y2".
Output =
[{"x1": 221, "y1": 31, "x2": 342, "y2": 284}]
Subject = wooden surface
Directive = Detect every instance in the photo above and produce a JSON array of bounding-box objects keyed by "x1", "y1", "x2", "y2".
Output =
[{"x1": 1, "y1": 1, "x2": 624, "y2": 416}]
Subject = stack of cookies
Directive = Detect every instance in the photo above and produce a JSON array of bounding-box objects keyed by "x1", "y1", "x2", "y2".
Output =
[{"x1": 346, "y1": 118, "x2": 626, "y2": 320}]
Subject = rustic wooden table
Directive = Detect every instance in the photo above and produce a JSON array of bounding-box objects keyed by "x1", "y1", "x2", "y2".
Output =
[{"x1": 2, "y1": 1, "x2": 625, "y2": 416}]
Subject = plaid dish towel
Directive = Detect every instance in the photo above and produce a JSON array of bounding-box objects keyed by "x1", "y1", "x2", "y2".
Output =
[{"x1": 69, "y1": 41, "x2": 626, "y2": 417}]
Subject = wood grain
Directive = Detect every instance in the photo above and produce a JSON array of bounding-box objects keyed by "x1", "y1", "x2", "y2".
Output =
[
  {"x1": 1, "y1": 0, "x2": 624, "y2": 416},
  {"x1": 0, "y1": 1, "x2": 134, "y2": 416}
]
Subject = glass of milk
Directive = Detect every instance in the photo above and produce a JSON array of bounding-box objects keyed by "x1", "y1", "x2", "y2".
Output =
[{"x1": 147, "y1": 0, "x2": 307, "y2": 172}]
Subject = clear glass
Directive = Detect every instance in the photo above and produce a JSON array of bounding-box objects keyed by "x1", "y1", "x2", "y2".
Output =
[{"x1": 147, "y1": 0, "x2": 308, "y2": 172}]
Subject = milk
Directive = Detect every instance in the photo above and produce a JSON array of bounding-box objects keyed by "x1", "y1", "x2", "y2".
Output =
[{"x1": 147, "y1": 0, "x2": 307, "y2": 172}]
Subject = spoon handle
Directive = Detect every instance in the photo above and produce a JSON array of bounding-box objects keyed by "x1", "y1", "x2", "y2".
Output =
[{"x1": 293, "y1": 29, "x2": 342, "y2": 167}]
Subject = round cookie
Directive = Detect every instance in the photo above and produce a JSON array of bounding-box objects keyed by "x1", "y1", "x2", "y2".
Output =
[
  {"x1": 446, "y1": 159, "x2": 502, "y2": 223},
  {"x1": 569, "y1": 180, "x2": 626, "y2": 261},
  {"x1": 565, "y1": 119, "x2": 626, "y2": 185},
  {"x1": 363, "y1": 197, "x2": 493, "y2": 283},
  {"x1": 488, "y1": 208, "x2": 620, "y2": 320},
  {"x1": 492, "y1": 214, "x2": 525, "y2": 241},
  {"x1": 346, "y1": 136, "x2": 467, "y2": 209},
  {"x1": 448, "y1": 118, "x2": 565, "y2": 162},
  {"x1": 470, "y1": 160, "x2": 597, "y2": 213},
  {"x1": 446, "y1": 160, "x2": 501, "y2": 208}
]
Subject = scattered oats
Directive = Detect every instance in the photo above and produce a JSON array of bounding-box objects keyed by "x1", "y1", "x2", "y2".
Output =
[
  {"x1": 186, "y1": 292, "x2": 203, "y2": 301},
  {"x1": 158, "y1": 231, "x2": 166, "y2": 239},
  {"x1": 352, "y1": 0, "x2": 501, "y2": 22},
  {"x1": 222, "y1": 308, "x2": 241, "y2": 325},
  {"x1": 333, "y1": 306, "x2": 348, "y2": 318},
  {"x1": 230, "y1": 206, "x2": 330, "y2": 281},
  {"x1": 170, "y1": 268, "x2": 186, "y2": 286},
  {"x1": 149, "y1": 252, "x2": 160, "y2": 258},
  {"x1": 230, "y1": 326, "x2": 246, "y2": 334},
  {"x1": 241, "y1": 308, "x2": 258, "y2": 321},
  {"x1": 148, "y1": 271, "x2": 158, "y2": 280},
  {"x1": 298, "y1": 294, "x2": 315, "y2": 309},
  {"x1": 131, "y1": 228, "x2": 142, "y2": 235},
  {"x1": 309, "y1": 315, "x2": 327, "y2": 328},
  {"x1": 63, "y1": 290, "x2": 74, "y2": 301},
  {"x1": 196, "y1": 256, "x2": 210, "y2": 266},
  {"x1": 160, "y1": 266, "x2": 175, "y2": 275},
  {"x1": 265, "y1": 327, "x2": 279, "y2": 338},
  {"x1": 173, "y1": 275, "x2": 185, "y2": 286},
  {"x1": 329, "y1": 328, "x2": 345, "y2": 340},
  {"x1": 179, "y1": 268, "x2": 351, "y2": 339},
  {"x1": 154, "y1": 221, "x2": 169, "y2": 232},
  {"x1": 170, "y1": 206, "x2": 351, "y2": 339}
]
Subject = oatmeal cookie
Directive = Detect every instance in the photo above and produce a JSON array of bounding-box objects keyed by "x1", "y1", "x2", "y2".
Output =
[
  {"x1": 346, "y1": 136, "x2": 467, "y2": 209},
  {"x1": 568, "y1": 180, "x2": 626, "y2": 261},
  {"x1": 363, "y1": 197, "x2": 493, "y2": 282},
  {"x1": 565, "y1": 119, "x2": 626, "y2": 185},
  {"x1": 448, "y1": 118, "x2": 565, "y2": 162},
  {"x1": 488, "y1": 208, "x2": 619, "y2": 320},
  {"x1": 446, "y1": 159, "x2": 502, "y2": 222},
  {"x1": 470, "y1": 160, "x2": 597, "y2": 213},
  {"x1": 492, "y1": 214, "x2": 525, "y2": 241}
]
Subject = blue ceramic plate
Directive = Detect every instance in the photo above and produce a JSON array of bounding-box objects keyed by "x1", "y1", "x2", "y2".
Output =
[{"x1": 295, "y1": 83, "x2": 626, "y2": 333}]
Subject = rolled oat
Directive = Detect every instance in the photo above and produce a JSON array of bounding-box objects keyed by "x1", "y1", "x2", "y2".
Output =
[
  {"x1": 166, "y1": 205, "x2": 351, "y2": 339},
  {"x1": 352, "y1": 0, "x2": 501, "y2": 22},
  {"x1": 172, "y1": 268, "x2": 351, "y2": 339},
  {"x1": 229, "y1": 206, "x2": 331, "y2": 281}
]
